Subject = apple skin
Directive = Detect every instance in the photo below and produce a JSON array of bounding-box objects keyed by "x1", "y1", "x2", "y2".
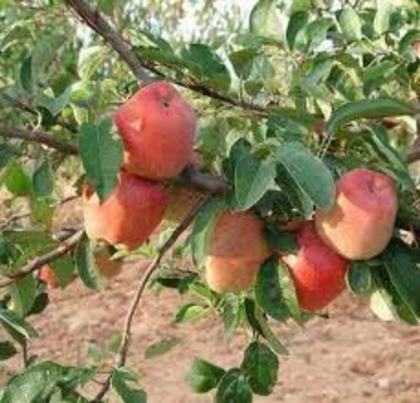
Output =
[
  {"x1": 164, "y1": 184, "x2": 204, "y2": 223},
  {"x1": 315, "y1": 168, "x2": 398, "y2": 260},
  {"x1": 94, "y1": 247, "x2": 123, "y2": 279},
  {"x1": 114, "y1": 80, "x2": 196, "y2": 179},
  {"x1": 281, "y1": 222, "x2": 348, "y2": 312},
  {"x1": 205, "y1": 211, "x2": 271, "y2": 293},
  {"x1": 38, "y1": 265, "x2": 60, "y2": 289},
  {"x1": 82, "y1": 171, "x2": 167, "y2": 250}
]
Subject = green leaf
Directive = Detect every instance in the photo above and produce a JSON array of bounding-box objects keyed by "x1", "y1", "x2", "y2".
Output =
[
  {"x1": 175, "y1": 303, "x2": 207, "y2": 324},
  {"x1": 373, "y1": 0, "x2": 392, "y2": 35},
  {"x1": 286, "y1": 11, "x2": 309, "y2": 50},
  {"x1": 255, "y1": 259, "x2": 290, "y2": 322},
  {"x1": 241, "y1": 341, "x2": 279, "y2": 395},
  {"x1": 249, "y1": 0, "x2": 281, "y2": 41},
  {"x1": 305, "y1": 18, "x2": 335, "y2": 52},
  {"x1": 363, "y1": 60, "x2": 400, "y2": 94},
  {"x1": 263, "y1": 224, "x2": 297, "y2": 254},
  {"x1": 0, "y1": 341, "x2": 17, "y2": 361},
  {"x1": 74, "y1": 233, "x2": 104, "y2": 290},
  {"x1": 233, "y1": 152, "x2": 276, "y2": 211},
  {"x1": 97, "y1": 0, "x2": 115, "y2": 16},
  {"x1": 221, "y1": 296, "x2": 242, "y2": 340},
  {"x1": 339, "y1": 6, "x2": 362, "y2": 42},
  {"x1": 0, "y1": 309, "x2": 37, "y2": 340},
  {"x1": 229, "y1": 49, "x2": 259, "y2": 80},
  {"x1": 32, "y1": 160, "x2": 54, "y2": 198},
  {"x1": 383, "y1": 240, "x2": 420, "y2": 318},
  {"x1": 79, "y1": 118, "x2": 122, "y2": 201},
  {"x1": 49, "y1": 255, "x2": 76, "y2": 288},
  {"x1": 216, "y1": 369, "x2": 252, "y2": 403},
  {"x1": 8, "y1": 275, "x2": 37, "y2": 317},
  {"x1": 191, "y1": 197, "x2": 225, "y2": 266},
  {"x1": 244, "y1": 298, "x2": 264, "y2": 335},
  {"x1": 186, "y1": 358, "x2": 226, "y2": 393},
  {"x1": 27, "y1": 293, "x2": 49, "y2": 316},
  {"x1": 0, "y1": 144, "x2": 18, "y2": 170},
  {"x1": 399, "y1": 30, "x2": 420, "y2": 60},
  {"x1": 144, "y1": 337, "x2": 180, "y2": 359},
  {"x1": 346, "y1": 262, "x2": 373, "y2": 297},
  {"x1": 276, "y1": 142, "x2": 334, "y2": 210},
  {"x1": 182, "y1": 44, "x2": 231, "y2": 91},
  {"x1": 1, "y1": 361, "x2": 94, "y2": 403},
  {"x1": 325, "y1": 98, "x2": 415, "y2": 135},
  {"x1": 3, "y1": 163, "x2": 32, "y2": 196},
  {"x1": 111, "y1": 368, "x2": 146, "y2": 403}
]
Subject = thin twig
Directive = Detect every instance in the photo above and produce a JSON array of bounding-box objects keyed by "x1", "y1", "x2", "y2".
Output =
[
  {"x1": 0, "y1": 230, "x2": 84, "y2": 288},
  {"x1": 64, "y1": 0, "x2": 151, "y2": 85},
  {"x1": 92, "y1": 197, "x2": 210, "y2": 402},
  {"x1": 22, "y1": 340, "x2": 29, "y2": 368},
  {"x1": 0, "y1": 126, "x2": 78, "y2": 155}
]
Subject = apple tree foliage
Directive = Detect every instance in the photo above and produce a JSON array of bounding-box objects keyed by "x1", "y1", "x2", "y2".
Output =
[{"x1": 0, "y1": 0, "x2": 420, "y2": 401}]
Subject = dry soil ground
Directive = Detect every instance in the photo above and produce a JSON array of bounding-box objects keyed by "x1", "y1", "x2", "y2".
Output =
[{"x1": 1, "y1": 259, "x2": 420, "y2": 403}]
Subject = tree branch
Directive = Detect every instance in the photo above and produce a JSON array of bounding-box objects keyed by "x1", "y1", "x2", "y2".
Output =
[
  {"x1": 0, "y1": 230, "x2": 84, "y2": 288},
  {"x1": 92, "y1": 197, "x2": 210, "y2": 402},
  {"x1": 0, "y1": 126, "x2": 79, "y2": 155},
  {"x1": 64, "y1": 0, "x2": 151, "y2": 85}
]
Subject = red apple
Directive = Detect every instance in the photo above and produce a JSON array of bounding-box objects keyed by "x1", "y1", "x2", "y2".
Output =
[
  {"x1": 114, "y1": 81, "x2": 196, "y2": 179},
  {"x1": 281, "y1": 222, "x2": 348, "y2": 312},
  {"x1": 82, "y1": 171, "x2": 167, "y2": 250},
  {"x1": 38, "y1": 265, "x2": 60, "y2": 289},
  {"x1": 315, "y1": 168, "x2": 397, "y2": 260}
]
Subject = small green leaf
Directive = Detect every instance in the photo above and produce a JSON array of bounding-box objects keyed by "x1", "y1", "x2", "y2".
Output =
[
  {"x1": 0, "y1": 341, "x2": 17, "y2": 361},
  {"x1": 346, "y1": 262, "x2": 373, "y2": 297},
  {"x1": 111, "y1": 368, "x2": 146, "y2": 403},
  {"x1": 325, "y1": 98, "x2": 415, "y2": 135},
  {"x1": 49, "y1": 255, "x2": 76, "y2": 288},
  {"x1": 339, "y1": 6, "x2": 362, "y2": 42},
  {"x1": 373, "y1": 0, "x2": 392, "y2": 35},
  {"x1": 0, "y1": 308, "x2": 37, "y2": 339},
  {"x1": 276, "y1": 142, "x2": 334, "y2": 210},
  {"x1": 216, "y1": 369, "x2": 252, "y2": 403},
  {"x1": 144, "y1": 337, "x2": 180, "y2": 359},
  {"x1": 32, "y1": 160, "x2": 54, "y2": 198},
  {"x1": 186, "y1": 358, "x2": 226, "y2": 393},
  {"x1": 0, "y1": 144, "x2": 19, "y2": 170},
  {"x1": 8, "y1": 275, "x2": 37, "y2": 317},
  {"x1": 229, "y1": 48, "x2": 259, "y2": 80},
  {"x1": 74, "y1": 233, "x2": 104, "y2": 290},
  {"x1": 286, "y1": 11, "x2": 309, "y2": 50},
  {"x1": 175, "y1": 303, "x2": 207, "y2": 324},
  {"x1": 79, "y1": 118, "x2": 122, "y2": 201},
  {"x1": 3, "y1": 163, "x2": 32, "y2": 196},
  {"x1": 305, "y1": 18, "x2": 335, "y2": 52},
  {"x1": 241, "y1": 341, "x2": 279, "y2": 395},
  {"x1": 263, "y1": 224, "x2": 297, "y2": 254},
  {"x1": 233, "y1": 152, "x2": 276, "y2": 211},
  {"x1": 249, "y1": 0, "x2": 281, "y2": 41}
]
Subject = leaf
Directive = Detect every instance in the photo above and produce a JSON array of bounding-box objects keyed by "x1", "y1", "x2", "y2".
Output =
[
  {"x1": 286, "y1": 11, "x2": 309, "y2": 50},
  {"x1": 244, "y1": 298, "x2": 264, "y2": 335},
  {"x1": 175, "y1": 303, "x2": 207, "y2": 324},
  {"x1": 373, "y1": 0, "x2": 392, "y2": 35},
  {"x1": 79, "y1": 118, "x2": 122, "y2": 201},
  {"x1": 215, "y1": 369, "x2": 252, "y2": 403},
  {"x1": 74, "y1": 233, "x2": 104, "y2": 290},
  {"x1": 241, "y1": 341, "x2": 279, "y2": 395},
  {"x1": 144, "y1": 337, "x2": 180, "y2": 359},
  {"x1": 383, "y1": 240, "x2": 420, "y2": 318},
  {"x1": 3, "y1": 163, "x2": 32, "y2": 196},
  {"x1": 32, "y1": 160, "x2": 54, "y2": 198},
  {"x1": 0, "y1": 341, "x2": 17, "y2": 361},
  {"x1": 1, "y1": 361, "x2": 94, "y2": 403},
  {"x1": 49, "y1": 255, "x2": 76, "y2": 288},
  {"x1": 111, "y1": 369, "x2": 147, "y2": 403},
  {"x1": 325, "y1": 98, "x2": 415, "y2": 135},
  {"x1": 339, "y1": 6, "x2": 362, "y2": 42},
  {"x1": 190, "y1": 197, "x2": 225, "y2": 266},
  {"x1": 0, "y1": 308, "x2": 37, "y2": 339},
  {"x1": 27, "y1": 292, "x2": 49, "y2": 316},
  {"x1": 0, "y1": 144, "x2": 18, "y2": 170},
  {"x1": 221, "y1": 296, "x2": 242, "y2": 340},
  {"x1": 305, "y1": 18, "x2": 335, "y2": 52},
  {"x1": 363, "y1": 60, "x2": 400, "y2": 94},
  {"x1": 346, "y1": 262, "x2": 373, "y2": 297},
  {"x1": 255, "y1": 259, "x2": 290, "y2": 322},
  {"x1": 263, "y1": 224, "x2": 297, "y2": 254},
  {"x1": 8, "y1": 275, "x2": 37, "y2": 317},
  {"x1": 229, "y1": 48, "x2": 259, "y2": 80},
  {"x1": 186, "y1": 358, "x2": 226, "y2": 393},
  {"x1": 276, "y1": 142, "x2": 335, "y2": 210},
  {"x1": 233, "y1": 152, "x2": 276, "y2": 211}
]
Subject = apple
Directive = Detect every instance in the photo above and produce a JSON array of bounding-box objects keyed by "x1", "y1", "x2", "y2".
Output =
[
  {"x1": 114, "y1": 80, "x2": 196, "y2": 179},
  {"x1": 205, "y1": 211, "x2": 270, "y2": 293},
  {"x1": 281, "y1": 222, "x2": 348, "y2": 312},
  {"x1": 38, "y1": 265, "x2": 60, "y2": 289},
  {"x1": 82, "y1": 171, "x2": 167, "y2": 250},
  {"x1": 315, "y1": 168, "x2": 397, "y2": 260},
  {"x1": 94, "y1": 247, "x2": 123, "y2": 279}
]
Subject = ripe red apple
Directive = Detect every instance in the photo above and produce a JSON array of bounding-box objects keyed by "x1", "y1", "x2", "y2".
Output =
[
  {"x1": 205, "y1": 211, "x2": 270, "y2": 293},
  {"x1": 315, "y1": 168, "x2": 397, "y2": 260},
  {"x1": 82, "y1": 171, "x2": 167, "y2": 250},
  {"x1": 114, "y1": 80, "x2": 196, "y2": 179},
  {"x1": 281, "y1": 222, "x2": 348, "y2": 312},
  {"x1": 38, "y1": 265, "x2": 60, "y2": 289}
]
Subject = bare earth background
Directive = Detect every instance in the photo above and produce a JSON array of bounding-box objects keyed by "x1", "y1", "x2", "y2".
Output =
[{"x1": 1, "y1": 259, "x2": 420, "y2": 403}]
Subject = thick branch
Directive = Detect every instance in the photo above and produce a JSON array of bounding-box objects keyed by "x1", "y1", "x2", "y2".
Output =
[
  {"x1": 64, "y1": 0, "x2": 150, "y2": 85},
  {"x1": 0, "y1": 230, "x2": 84, "y2": 288},
  {"x1": 92, "y1": 197, "x2": 210, "y2": 402},
  {"x1": 0, "y1": 126, "x2": 78, "y2": 155}
]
